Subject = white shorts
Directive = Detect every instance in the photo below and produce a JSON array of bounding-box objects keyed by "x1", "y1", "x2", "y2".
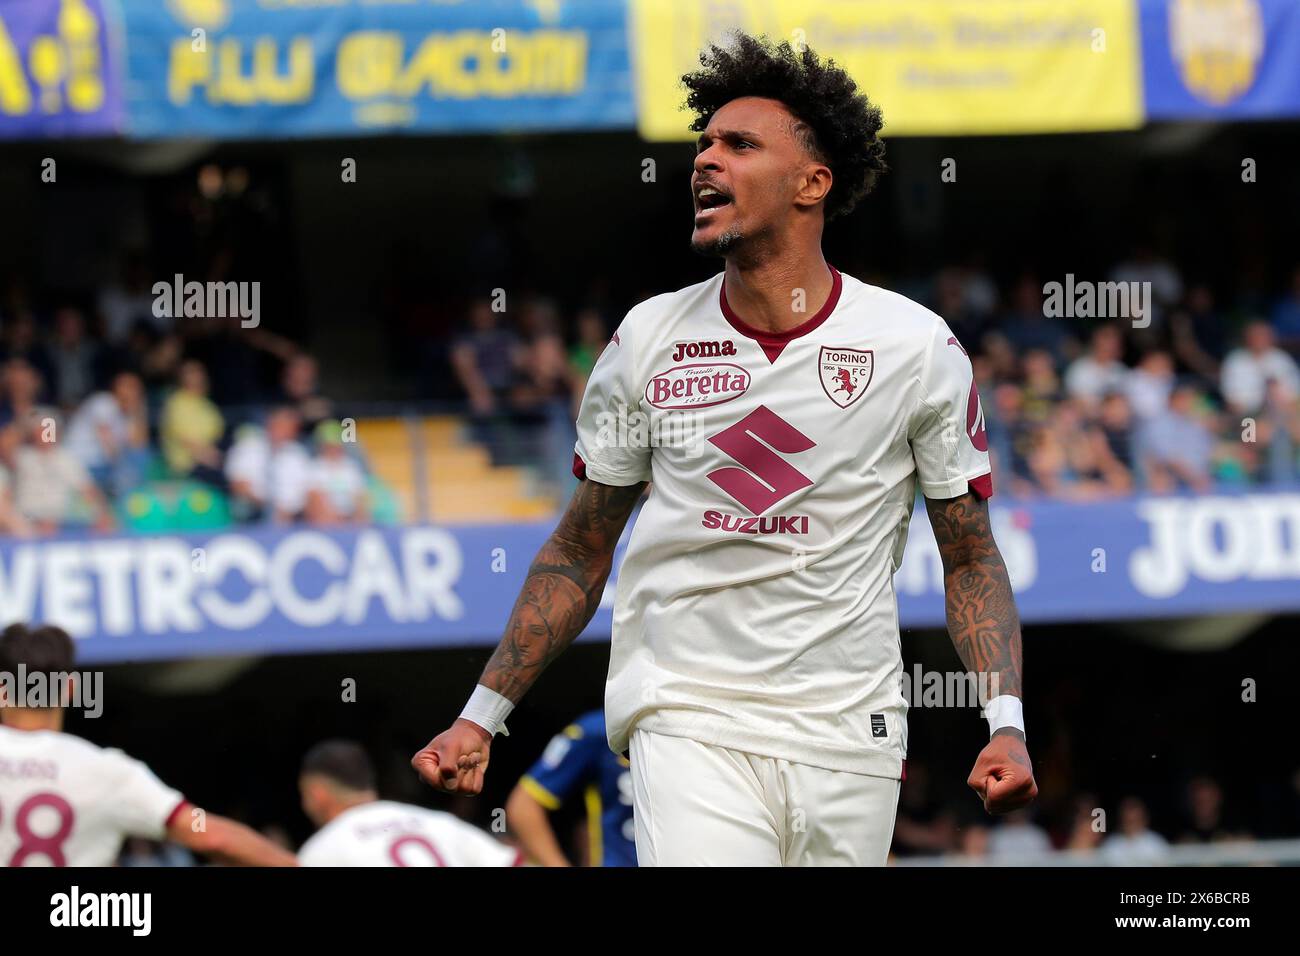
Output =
[{"x1": 629, "y1": 728, "x2": 901, "y2": 866}]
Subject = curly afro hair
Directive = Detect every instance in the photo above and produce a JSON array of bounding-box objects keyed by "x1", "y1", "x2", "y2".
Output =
[{"x1": 682, "y1": 33, "x2": 887, "y2": 221}]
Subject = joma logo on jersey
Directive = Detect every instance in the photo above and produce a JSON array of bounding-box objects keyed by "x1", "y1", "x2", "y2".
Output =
[
  {"x1": 701, "y1": 510, "x2": 810, "y2": 535},
  {"x1": 671, "y1": 339, "x2": 736, "y2": 362},
  {"x1": 707, "y1": 405, "x2": 815, "y2": 515}
]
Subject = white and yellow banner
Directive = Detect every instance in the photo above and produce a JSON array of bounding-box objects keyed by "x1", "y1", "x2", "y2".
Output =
[{"x1": 631, "y1": 0, "x2": 1143, "y2": 139}]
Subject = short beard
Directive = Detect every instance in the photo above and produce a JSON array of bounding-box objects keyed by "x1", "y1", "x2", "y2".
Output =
[{"x1": 690, "y1": 226, "x2": 744, "y2": 258}]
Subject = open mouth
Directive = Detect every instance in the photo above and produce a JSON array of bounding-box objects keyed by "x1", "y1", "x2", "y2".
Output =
[{"x1": 695, "y1": 187, "x2": 733, "y2": 215}]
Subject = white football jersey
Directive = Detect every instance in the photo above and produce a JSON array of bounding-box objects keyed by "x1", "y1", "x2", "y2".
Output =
[
  {"x1": 298, "y1": 800, "x2": 522, "y2": 867},
  {"x1": 0, "y1": 724, "x2": 185, "y2": 866},
  {"x1": 574, "y1": 266, "x2": 991, "y2": 778}
]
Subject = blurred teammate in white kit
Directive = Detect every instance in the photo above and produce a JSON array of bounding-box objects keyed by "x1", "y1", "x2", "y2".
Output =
[{"x1": 0, "y1": 623, "x2": 294, "y2": 867}]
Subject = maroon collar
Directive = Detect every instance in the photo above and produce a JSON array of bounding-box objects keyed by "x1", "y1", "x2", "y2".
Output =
[{"x1": 720, "y1": 264, "x2": 843, "y2": 363}]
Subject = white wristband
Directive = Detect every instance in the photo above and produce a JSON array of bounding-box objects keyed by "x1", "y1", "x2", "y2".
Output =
[
  {"x1": 983, "y1": 695, "x2": 1025, "y2": 738},
  {"x1": 459, "y1": 685, "x2": 513, "y2": 737}
]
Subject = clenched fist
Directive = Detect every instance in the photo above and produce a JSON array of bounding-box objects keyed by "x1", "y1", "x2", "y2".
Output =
[
  {"x1": 411, "y1": 718, "x2": 493, "y2": 795},
  {"x1": 968, "y1": 729, "x2": 1038, "y2": 814}
]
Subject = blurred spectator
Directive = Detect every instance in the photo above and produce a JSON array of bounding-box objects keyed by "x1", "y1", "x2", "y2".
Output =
[
  {"x1": 187, "y1": 317, "x2": 297, "y2": 409},
  {"x1": 1170, "y1": 283, "x2": 1229, "y2": 384},
  {"x1": 1178, "y1": 776, "x2": 1247, "y2": 843},
  {"x1": 1220, "y1": 321, "x2": 1300, "y2": 415},
  {"x1": 999, "y1": 274, "x2": 1070, "y2": 363},
  {"x1": 1126, "y1": 349, "x2": 1175, "y2": 421},
  {"x1": 957, "y1": 255, "x2": 999, "y2": 319},
  {"x1": 1022, "y1": 425, "x2": 1072, "y2": 499},
  {"x1": 451, "y1": 298, "x2": 523, "y2": 416},
  {"x1": 278, "y1": 354, "x2": 333, "y2": 432},
  {"x1": 0, "y1": 312, "x2": 55, "y2": 387},
  {"x1": 515, "y1": 298, "x2": 572, "y2": 406},
  {"x1": 516, "y1": 298, "x2": 577, "y2": 487},
  {"x1": 98, "y1": 252, "x2": 169, "y2": 345},
  {"x1": 161, "y1": 360, "x2": 226, "y2": 483},
  {"x1": 1065, "y1": 325, "x2": 1128, "y2": 410},
  {"x1": 1019, "y1": 349, "x2": 1062, "y2": 426},
  {"x1": 986, "y1": 383, "x2": 1031, "y2": 494},
  {"x1": 0, "y1": 464, "x2": 30, "y2": 536},
  {"x1": 1054, "y1": 402, "x2": 1116, "y2": 500},
  {"x1": 569, "y1": 307, "x2": 609, "y2": 393},
  {"x1": 1137, "y1": 385, "x2": 1215, "y2": 494},
  {"x1": 130, "y1": 326, "x2": 184, "y2": 390},
  {"x1": 1100, "y1": 797, "x2": 1169, "y2": 864},
  {"x1": 977, "y1": 331, "x2": 1019, "y2": 384},
  {"x1": 1270, "y1": 264, "x2": 1300, "y2": 356},
  {"x1": 12, "y1": 409, "x2": 114, "y2": 533},
  {"x1": 1260, "y1": 380, "x2": 1300, "y2": 484},
  {"x1": 1062, "y1": 795, "x2": 1105, "y2": 852},
  {"x1": 1109, "y1": 242, "x2": 1183, "y2": 327},
  {"x1": 1086, "y1": 392, "x2": 1136, "y2": 493},
  {"x1": 957, "y1": 823, "x2": 990, "y2": 860},
  {"x1": 304, "y1": 420, "x2": 369, "y2": 526},
  {"x1": 225, "y1": 407, "x2": 311, "y2": 523},
  {"x1": 47, "y1": 307, "x2": 102, "y2": 409},
  {"x1": 987, "y1": 810, "x2": 1052, "y2": 860},
  {"x1": 65, "y1": 371, "x2": 150, "y2": 497},
  {"x1": 932, "y1": 265, "x2": 988, "y2": 348},
  {"x1": 0, "y1": 358, "x2": 45, "y2": 430}
]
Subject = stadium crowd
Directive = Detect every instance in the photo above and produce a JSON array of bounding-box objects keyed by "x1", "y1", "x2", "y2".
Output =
[
  {"x1": 892, "y1": 761, "x2": 1300, "y2": 865},
  {"x1": 0, "y1": 292, "x2": 368, "y2": 536},
  {"x1": 446, "y1": 255, "x2": 1300, "y2": 499},
  {"x1": 2, "y1": 249, "x2": 1299, "y2": 534}
]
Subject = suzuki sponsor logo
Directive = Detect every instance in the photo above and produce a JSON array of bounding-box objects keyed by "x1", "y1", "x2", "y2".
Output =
[
  {"x1": 671, "y1": 339, "x2": 737, "y2": 362},
  {"x1": 701, "y1": 511, "x2": 810, "y2": 535},
  {"x1": 706, "y1": 405, "x2": 815, "y2": 516},
  {"x1": 645, "y1": 363, "x2": 750, "y2": 410}
]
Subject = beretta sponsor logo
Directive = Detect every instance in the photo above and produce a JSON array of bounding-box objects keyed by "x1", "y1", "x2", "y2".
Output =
[{"x1": 646, "y1": 362, "x2": 750, "y2": 410}]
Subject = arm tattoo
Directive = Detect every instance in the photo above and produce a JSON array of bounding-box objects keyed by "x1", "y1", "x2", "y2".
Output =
[
  {"x1": 479, "y1": 479, "x2": 646, "y2": 702},
  {"x1": 924, "y1": 491, "x2": 1023, "y2": 700}
]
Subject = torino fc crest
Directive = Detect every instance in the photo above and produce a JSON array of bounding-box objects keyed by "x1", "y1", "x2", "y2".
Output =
[{"x1": 819, "y1": 346, "x2": 873, "y2": 408}]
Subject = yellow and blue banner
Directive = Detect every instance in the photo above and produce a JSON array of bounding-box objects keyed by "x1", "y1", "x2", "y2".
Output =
[
  {"x1": 118, "y1": 0, "x2": 635, "y2": 138},
  {"x1": 3, "y1": 1, "x2": 1300, "y2": 141},
  {"x1": 631, "y1": 0, "x2": 1145, "y2": 140},
  {"x1": 0, "y1": 0, "x2": 123, "y2": 139},
  {"x1": 1141, "y1": 0, "x2": 1300, "y2": 119}
]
